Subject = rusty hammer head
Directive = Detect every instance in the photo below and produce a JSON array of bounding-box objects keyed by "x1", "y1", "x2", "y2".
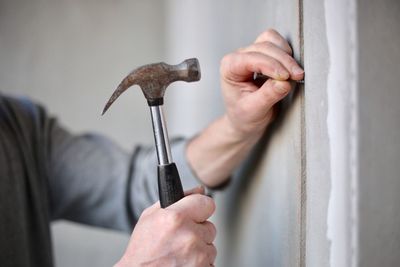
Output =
[{"x1": 102, "y1": 58, "x2": 201, "y2": 114}]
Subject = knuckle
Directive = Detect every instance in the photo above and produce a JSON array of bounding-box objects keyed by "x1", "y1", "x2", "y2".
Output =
[
  {"x1": 197, "y1": 253, "x2": 209, "y2": 266},
  {"x1": 263, "y1": 41, "x2": 275, "y2": 50},
  {"x1": 284, "y1": 54, "x2": 297, "y2": 65},
  {"x1": 200, "y1": 195, "x2": 216, "y2": 215},
  {"x1": 263, "y1": 28, "x2": 278, "y2": 41},
  {"x1": 207, "y1": 222, "x2": 217, "y2": 239},
  {"x1": 182, "y1": 232, "x2": 199, "y2": 253},
  {"x1": 163, "y1": 210, "x2": 185, "y2": 228},
  {"x1": 266, "y1": 28, "x2": 278, "y2": 35},
  {"x1": 220, "y1": 54, "x2": 229, "y2": 66},
  {"x1": 186, "y1": 232, "x2": 198, "y2": 245},
  {"x1": 209, "y1": 244, "x2": 217, "y2": 260},
  {"x1": 270, "y1": 60, "x2": 284, "y2": 73},
  {"x1": 220, "y1": 53, "x2": 235, "y2": 75},
  {"x1": 220, "y1": 53, "x2": 234, "y2": 67},
  {"x1": 244, "y1": 42, "x2": 276, "y2": 54},
  {"x1": 211, "y1": 244, "x2": 217, "y2": 256}
]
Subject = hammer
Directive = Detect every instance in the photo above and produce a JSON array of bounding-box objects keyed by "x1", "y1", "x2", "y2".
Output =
[{"x1": 102, "y1": 58, "x2": 201, "y2": 208}]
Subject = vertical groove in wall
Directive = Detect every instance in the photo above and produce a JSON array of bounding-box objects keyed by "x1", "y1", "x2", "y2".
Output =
[
  {"x1": 348, "y1": 0, "x2": 359, "y2": 265},
  {"x1": 298, "y1": 0, "x2": 307, "y2": 266}
]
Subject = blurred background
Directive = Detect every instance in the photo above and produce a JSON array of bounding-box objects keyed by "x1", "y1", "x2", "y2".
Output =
[{"x1": 1, "y1": 0, "x2": 399, "y2": 267}]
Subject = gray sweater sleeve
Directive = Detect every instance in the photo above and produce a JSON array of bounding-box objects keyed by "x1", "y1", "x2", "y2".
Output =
[{"x1": 37, "y1": 103, "x2": 201, "y2": 232}]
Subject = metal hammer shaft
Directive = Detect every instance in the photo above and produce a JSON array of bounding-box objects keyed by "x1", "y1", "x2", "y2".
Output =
[
  {"x1": 150, "y1": 105, "x2": 184, "y2": 208},
  {"x1": 150, "y1": 106, "x2": 173, "y2": 165}
]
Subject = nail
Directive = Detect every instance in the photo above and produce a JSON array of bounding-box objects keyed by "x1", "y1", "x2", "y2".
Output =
[
  {"x1": 292, "y1": 65, "x2": 304, "y2": 76},
  {"x1": 277, "y1": 69, "x2": 290, "y2": 80}
]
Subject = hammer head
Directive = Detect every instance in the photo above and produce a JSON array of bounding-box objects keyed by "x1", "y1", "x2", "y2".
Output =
[{"x1": 102, "y1": 58, "x2": 201, "y2": 114}]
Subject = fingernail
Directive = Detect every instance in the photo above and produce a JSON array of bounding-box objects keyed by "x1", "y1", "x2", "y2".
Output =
[
  {"x1": 292, "y1": 65, "x2": 304, "y2": 76},
  {"x1": 277, "y1": 70, "x2": 290, "y2": 80}
]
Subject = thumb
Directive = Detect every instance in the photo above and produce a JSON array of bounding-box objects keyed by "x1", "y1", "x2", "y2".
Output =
[
  {"x1": 168, "y1": 193, "x2": 215, "y2": 223},
  {"x1": 184, "y1": 185, "x2": 205, "y2": 196},
  {"x1": 250, "y1": 79, "x2": 292, "y2": 109},
  {"x1": 144, "y1": 186, "x2": 205, "y2": 216}
]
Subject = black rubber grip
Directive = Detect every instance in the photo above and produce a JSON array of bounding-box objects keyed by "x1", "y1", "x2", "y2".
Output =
[{"x1": 158, "y1": 163, "x2": 184, "y2": 208}]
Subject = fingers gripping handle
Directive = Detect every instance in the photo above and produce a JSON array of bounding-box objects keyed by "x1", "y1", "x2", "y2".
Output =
[{"x1": 158, "y1": 163, "x2": 184, "y2": 208}]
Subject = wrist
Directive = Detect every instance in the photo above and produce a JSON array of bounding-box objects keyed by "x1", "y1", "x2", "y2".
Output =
[
  {"x1": 222, "y1": 114, "x2": 265, "y2": 145},
  {"x1": 186, "y1": 115, "x2": 264, "y2": 188}
]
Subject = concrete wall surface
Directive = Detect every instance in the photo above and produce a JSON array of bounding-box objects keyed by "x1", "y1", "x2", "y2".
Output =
[{"x1": 358, "y1": 1, "x2": 400, "y2": 266}]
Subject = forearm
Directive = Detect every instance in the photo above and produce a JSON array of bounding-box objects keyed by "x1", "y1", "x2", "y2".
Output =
[{"x1": 186, "y1": 114, "x2": 263, "y2": 187}]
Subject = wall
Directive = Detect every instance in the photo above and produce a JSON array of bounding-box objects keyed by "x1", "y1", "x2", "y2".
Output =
[
  {"x1": 304, "y1": 0, "x2": 358, "y2": 265},
  {"x1": 358, "y1": 1, "x2": 400, "y2": 266}
]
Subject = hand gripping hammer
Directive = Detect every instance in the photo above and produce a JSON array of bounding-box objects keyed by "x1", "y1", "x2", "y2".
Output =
[{"x1": 102, "y1": 58, "x2": 201, "y2": 208}]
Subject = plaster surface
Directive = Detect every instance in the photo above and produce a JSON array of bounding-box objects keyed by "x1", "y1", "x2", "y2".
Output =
[
  {"x1": 303, "y1": 0, "x2": 331, "y2": 265},
  {"x1": 324, "y1": 0, "x2": 359, "y2": 266}
]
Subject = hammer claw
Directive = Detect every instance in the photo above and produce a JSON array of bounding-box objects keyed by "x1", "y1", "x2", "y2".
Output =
[{"x1": 102, "y1": 77, "x2": 135, "y2": 115}]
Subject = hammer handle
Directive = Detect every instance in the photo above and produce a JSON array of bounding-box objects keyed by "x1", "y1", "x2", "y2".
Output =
[{"x1": 158, "y1": 163, "x2": 184, "y2": 208}]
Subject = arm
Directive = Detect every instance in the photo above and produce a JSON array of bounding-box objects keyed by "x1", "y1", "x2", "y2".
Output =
[
  {"x1": 47, "y1": 126, "x2": 200, "y2": 231},
  {"x1": 0, "y1": 91, "x2": 216, "y2": 265},
  {"x1": 0, "y1": 93, "x2": 200, "y2": 232},
  {"x1": 116, "y1": 28, "x2": 305, "y2": 266},
  {"x1": 187, "y1": 29, "x2": 304, "y2": 187}
]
